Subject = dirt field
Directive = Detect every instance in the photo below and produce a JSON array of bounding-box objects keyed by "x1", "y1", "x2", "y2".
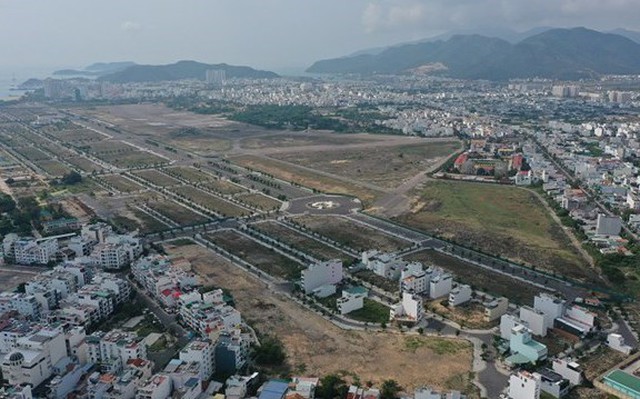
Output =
[
  {"x1": 269, "y1": 141, "x2": 461, "y2": 189},
  {"x1": 251, "y1": 221, "x2": 356, "y2": 263},
  {"x1": 165, "y1": 244, "x2": 473, "y2": 390},
  {"x1": 0, "y1": 269, "x2": 38, "y2": 291},
  {"x1": 427, "y1": 300, "x2": 496, "y2": 330},
  {"x1": 231, "y1": 155, "x2": 384, "y2": 205},
  {"x1": 290, "y1": 215, "x2": 412, "y2": 252},
  {"x1": 395, "y1": 181, "x2": 593, "y2": 283}
]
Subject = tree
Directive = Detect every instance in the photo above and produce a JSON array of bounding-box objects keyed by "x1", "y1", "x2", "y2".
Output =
[
  {"x1": 0, "y1": 194, "x2": 16, "y2": 213},
  {"x1": 253, "y1": 336, "x2": 286, "y2": 367},
  {"x1": 316, "y1": 374, "x2": 348, "y2": 399},
  {"x1": 61, "y1": 171, "x2": 82, "y2": 185},
  {"x1": 380, "y1": 380, "x2": 401, "y2": 399}
]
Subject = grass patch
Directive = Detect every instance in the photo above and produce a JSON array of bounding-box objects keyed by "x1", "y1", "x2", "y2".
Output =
[
  {"x1": 346, "y1": 298, "x2": 390, "y2": 324},
  {"x1": 396, "y1": 181, "x2": 588, "y2": 281},
  {"x1": 270, "y1": 141, "x2": 460, "y2": 189}
]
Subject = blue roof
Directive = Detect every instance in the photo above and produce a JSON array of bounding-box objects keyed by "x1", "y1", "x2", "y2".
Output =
[{"x1": 259, "y1": 380, "x2": 289, "y2": 399}]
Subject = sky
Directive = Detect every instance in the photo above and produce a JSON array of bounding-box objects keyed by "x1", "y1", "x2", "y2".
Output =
[{"x1": 1, "y1": 0, "x2": 639, "y2": 72}]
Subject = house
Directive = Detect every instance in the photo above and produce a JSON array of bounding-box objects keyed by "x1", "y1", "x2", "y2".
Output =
[
  {"x1": 361, "y1": 251, "x2": 403, "y2": 280},
  {"x1": 484, "y1": 297, "x2": 508, "y2": 322},
  {"x1": 448, "y1": 285, "x2": 472, "y2": 307},
  {"x1": 429, "y1": 273, "x2": 453, "y2": 299},
  {"x1": 500, "y1": 314, "x2": 528, "y2": 340},
  {"x1": 533, "y1": 294, "x2": 566, "y2": 332},
  {"x1": 508, "y1": 371, "x2": 541, "y2": 399},
  {"x1": 519, "y1": 306, "x2": 547, "y2": 337},
  {"x1": 507, "y1": 325, "x2": 548, "y2": 366},
  {"x1": 607, "y1": 333, "x2": 634, "y2": 355},
  {"x1": 539, "y1": 368, "x2": 569, "y2": 398},
  {"x1": 552, "y1": 358, "x2": 583, "y2": 386},
  {"x1": 258, "y1": 380, "x2": 290, "y2": 399},
  {"x1": 337, "y1": 287, "x2": 367, "y2": 315},
  {"x1": 390, "y1": 292, "x2": 424, "y2": 323},
  {"x1": 301, "y1": 260, "x2": 343, "y2": 296}
]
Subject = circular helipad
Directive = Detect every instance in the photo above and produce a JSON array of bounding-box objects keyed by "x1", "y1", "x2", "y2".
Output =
[
  {"x1": 284, "y1": 195, "x2": 362, "y2": 215},
  {"x1": 308, "y1": 200, "x2": 340, "y2": 210}
]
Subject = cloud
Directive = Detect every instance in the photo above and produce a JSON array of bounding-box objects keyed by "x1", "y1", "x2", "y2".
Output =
[
  {"x1": 362, "y1": 2, "x2": 426, "y2": 33},
  {"x1": 120, "y1": 20, "x2": 142, "y2": 33},
  {"x1": 361, "y1": 0, "x2": 640, "y2": 35}
]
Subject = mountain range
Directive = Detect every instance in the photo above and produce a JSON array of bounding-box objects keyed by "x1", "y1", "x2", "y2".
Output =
[
  {"x1": 53, "y1": 62, "x2": 136, "y2": 77},
  {"x1": 307, "y1": 27, "x2": 640, "y2": 80},
  {"x1": 98, "y1": 61, "x2": 278, "y2": 83}
]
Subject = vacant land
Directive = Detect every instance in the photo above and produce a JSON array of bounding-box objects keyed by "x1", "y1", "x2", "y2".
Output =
[
  {"x1": 99, "y1": 175, "x2": 145, "y2": 193},
  {"x1": 231, "y1": 155, "x2": 383, "y2": 205},
  {"x1": 270, "y1": 141, "x2": 460, "y2": 189},
  {"x1": 206, "y1": 229, "x2": 304, "y2": 280},
  {"x1": 113, "y1": 209, "x2": 169, "y2": 235},
  {"x1": 67, "y1": 157, "x2": 103, "y2": 173},
  {"x1": 395, "y1": 181, "x2": 591, "y2": 282},
  {"x1": 167, "y1": 244, "x2": 473, "y2": 390},
  {"x1": 251, "y1": 221, "x2": 356, "y2": 263},
  {"x1": 146, "y1": 200, "x2": 210, "y2": 225},
  {"x1": 200, "y1": 179, "x2": 248, "y2": 196},
  {"x1": 427, "y1": 300, "x2": 495, "y2": 330},
  {"x1": 133, "y1": 170, "x2": 182, "y2": 187},
  {"x1": 236, "y1": 193, "x2": 281, "y2": 211},
  {"x1": 35, "y1": 160, "x2": 71, "y2": 177},
  {"x1": 291, "y1": 215, "x2": 412, "y2": 252},
  {"x1": 239, "y1": 132, "x2": 388, "y2": 150},
  {"x1": 164, "y1": 166, "x2": 214, "y2": 183},
  {"x1": 174, "y1": 186, "x2": 249, "y2": 217},
  {"x1": 0, "y1": 269, "x2": 38, "y2": 291},
  {"x1": 406, "y1": 250, "x2": 549, "y2": 305},
  {"x1": 347, "y1": 298, "x2": 390, "y2": 324}
]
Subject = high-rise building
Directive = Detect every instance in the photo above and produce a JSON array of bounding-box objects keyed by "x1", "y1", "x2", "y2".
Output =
[{"x1": 205, "y1": 69, "x2": 226, "y2": 87}]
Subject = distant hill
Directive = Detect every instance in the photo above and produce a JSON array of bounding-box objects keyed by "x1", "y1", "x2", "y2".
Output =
[
  {"x1": 308, "y1": 27, "x2": 640, "y2": 80},
  {"x1": 608, "y1": 28, "x2": 640, "y2": 44},
  {"x1": 54, "y1": 61, "x2": 136, "y2": 77},
  {"x1": 98, "y1": 60, "x2": 279, "y2": 83}
]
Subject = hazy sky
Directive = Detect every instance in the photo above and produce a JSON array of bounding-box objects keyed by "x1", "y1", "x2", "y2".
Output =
[{"x1": 1, "y1": 0, "x2": 639, "y2": 72}]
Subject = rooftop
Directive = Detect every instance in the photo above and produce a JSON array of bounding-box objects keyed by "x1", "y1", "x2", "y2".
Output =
[{"x1": 604, "y1": 370, "x2": 640, "y2": 394}]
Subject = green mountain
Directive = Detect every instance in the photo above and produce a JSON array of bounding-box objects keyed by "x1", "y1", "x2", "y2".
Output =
[
  {"x1": 307, "y1": 28, "x2": 640, "y2": 80},
  {"x1": 99, "y1": 60, "x2": 278, "y2": 83}
]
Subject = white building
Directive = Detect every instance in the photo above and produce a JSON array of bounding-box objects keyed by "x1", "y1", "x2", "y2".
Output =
[
  {"x1": 448, "y1": 284, "x2": 472, "y2": 307},
  {"x1": 429, "y1": 273, "x2": 452, "y2": 299},
  {"x1": 607, "y1": 333, "x2": 634, "y2": 355},
  {"x1": 484, "y1": 297, "x2": 509, "y2": 322},
  {"x1": 533, "y1": 294, "x2": 565, "y2": 332},
  {"x1": 400, "y1": 263, "x2": 429, "y2": 294},
  {"x1": 3, "y1": 236, "x2": 59, "y2": 265},
  {"x1": 337, "y1": 287, "x2": 367, "y2": 315},
  {"x1": 1, "y1": 328, "x2": 66, "y2": 388},
  {"x1": 391, "y1": 292, "x2": 424, "y2": 322},
  {"x1": 136, "y1": 373, "x2": 172, "y2": 399},
  {"x1": 595, "y1": 214, "x2": 623, "y2": 236},
  {"x1": 508, "y1": 371, "x2": 541, "y2": 399},
  {"x1": 179, "y1": 339, "x2": 215, "y2": 380},
  {"x1": 301, "y1": 259, "x2": 343, "y2": 295},
  {"x1": 519, "y1": 306, "x2": 547, "y2": 337},
  {"x1": 361, "y1": 251, "x2": 403, "y2": 280},
  {"x1": 552, "y1": 358, "x2": 583, "y2": 386},
  {"x1": 500, "y1": 314, "x2": 528, "y2": 340}
]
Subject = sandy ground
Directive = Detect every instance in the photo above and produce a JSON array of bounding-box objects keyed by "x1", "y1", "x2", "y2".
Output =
[
  {"x1": 0, "y1": 269, "x2": 38, "y2": 291},
  {"x1": 166, "y1": 243, "x2": 473, "y2": 389}
]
